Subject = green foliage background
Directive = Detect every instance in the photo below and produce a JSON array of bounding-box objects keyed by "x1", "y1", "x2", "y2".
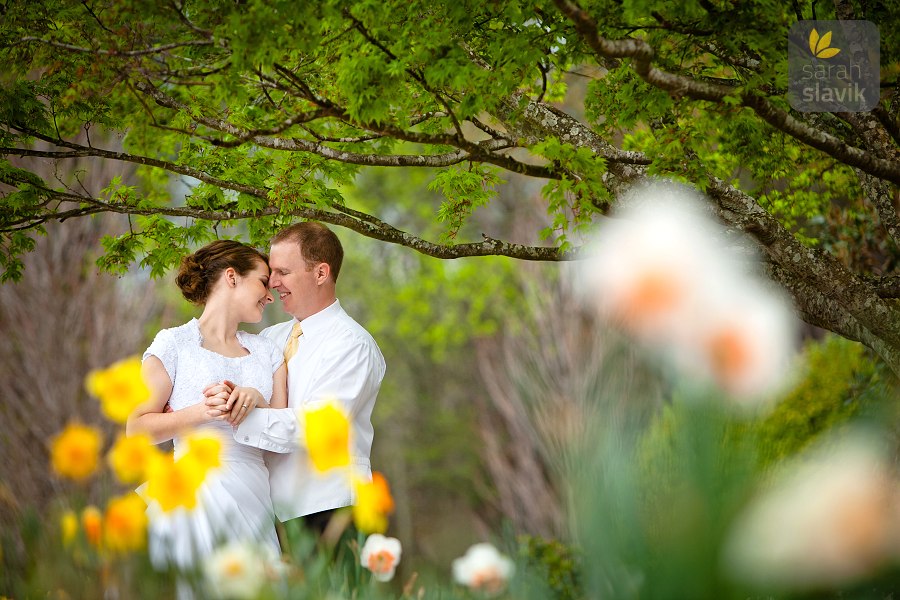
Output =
[{"x1": 1, "y1": 0, "x2": 899, "y2": 596}]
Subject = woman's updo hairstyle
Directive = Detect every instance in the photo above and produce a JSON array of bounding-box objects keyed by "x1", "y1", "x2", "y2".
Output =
[{"x1": 176, "y1": 240, "x2": 268, "y2": 305}]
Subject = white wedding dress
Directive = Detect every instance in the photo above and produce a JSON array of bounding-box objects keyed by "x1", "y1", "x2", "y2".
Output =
[{"x1": 140, "y1": 319, "x2": 282, "y2": 571}]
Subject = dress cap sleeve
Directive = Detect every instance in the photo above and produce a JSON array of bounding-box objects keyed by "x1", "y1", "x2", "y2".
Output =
[
  {"x1": 143, "y1": 328, "x2": 177, "y2": 383},
  {"x1": 265, "y1": 336, "x2": 284, "y2": 374}
]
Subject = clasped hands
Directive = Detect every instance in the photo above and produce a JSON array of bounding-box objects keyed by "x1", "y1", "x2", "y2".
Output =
[{"x1": 202, "y1": 380, "x2": 266, "y2": 427}]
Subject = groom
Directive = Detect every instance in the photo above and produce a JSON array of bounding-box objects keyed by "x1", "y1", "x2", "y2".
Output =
[{"x1": 219, "y1": 222, "x2": 386, "y2": 537}]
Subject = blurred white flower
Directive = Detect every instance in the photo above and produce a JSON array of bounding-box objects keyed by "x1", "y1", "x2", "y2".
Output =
[
  {"x1": 580, "y1": 187, "x2": 724, "y2": 344},
  {"x1": 203, "y1": 540, "x2": 268, "y2": 599},
  {"x1": 675, "y1": 281, "x2": 797, "y2": 402},
  {"x1": 452, "y1": 542, "x2": 515, "y2": 595},
  {"x1": 723, "y1": 430, "x2": 900, "y2": 590},
  {"x1": 360, "y1": 533, "x2": 402, "y2": 582},
  {"x1": 579, "y1": 180, "x2": 798, "y2": 405}
]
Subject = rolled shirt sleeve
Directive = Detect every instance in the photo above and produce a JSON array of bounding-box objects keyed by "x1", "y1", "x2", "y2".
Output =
[{"x1": 234, "y1": 408, "x2": 300, "y2": 454}]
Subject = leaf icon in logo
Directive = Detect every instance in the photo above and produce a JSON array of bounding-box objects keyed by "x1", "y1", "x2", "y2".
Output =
[{"x1": 808, "y1": 28, "x2": 841, "y2": 58}]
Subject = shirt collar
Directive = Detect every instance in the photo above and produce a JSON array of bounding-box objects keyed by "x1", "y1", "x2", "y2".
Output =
[{"x1": 297, "y1": 299, "x2": 341, "y2": 336}]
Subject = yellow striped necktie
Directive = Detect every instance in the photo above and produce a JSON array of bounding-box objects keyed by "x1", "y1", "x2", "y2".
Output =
[{"x1": 283, "y1": 322, "x2": 303, "y2": 366}]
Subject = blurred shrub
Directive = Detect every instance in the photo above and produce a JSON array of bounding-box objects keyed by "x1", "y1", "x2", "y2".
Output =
[
  {"x1": 751, "y1": 334, "x2": 882, "y2": 469},
  {"x1": 641, "y1": 335, "x2": 885, "y2": 485},
  {"x1": 517, "y1": 535, "x2": 583, "y2": 600},
  {"x1": 628, "y1": 334, "x2": 891, "y2": 598}
]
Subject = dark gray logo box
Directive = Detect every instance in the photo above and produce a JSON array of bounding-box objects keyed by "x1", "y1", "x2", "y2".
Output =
[{"x1": 788, "y1": 20, "x2": 879, "y2": 112}]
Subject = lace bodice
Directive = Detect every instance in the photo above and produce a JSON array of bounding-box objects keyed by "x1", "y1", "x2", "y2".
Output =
[{"x1": 143, "y1": 319, "x2": 283, "y2": 451}]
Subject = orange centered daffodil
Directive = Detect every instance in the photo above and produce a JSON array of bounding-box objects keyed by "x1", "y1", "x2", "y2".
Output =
[
  {"x1": 144, "y1": 453, "x2": 206, "y2": 512},
  {"x1": 107, "y1": 433, "x2": 163, "y2": 485},
  {"x1": 103, "y1": 493, "x2": 148, "y2": 553},
  {"x1": 81, "y1": 506, "x2": 103, "y2": 548},
  {"x1": 352, "y1": 472, "x2": 395, "y2": 534},
  {"x1": 50, "y1": 423, "x2": 103, "y2": 482}
]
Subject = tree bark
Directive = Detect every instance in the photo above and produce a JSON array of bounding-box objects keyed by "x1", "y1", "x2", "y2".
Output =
[{"x1": 496, "y1": 95, "x2": 900, "y2": 376}]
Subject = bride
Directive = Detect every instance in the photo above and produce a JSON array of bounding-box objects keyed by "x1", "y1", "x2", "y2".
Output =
[{"x1": 127, "y1": 240, "x2": 287, "y2": 575}]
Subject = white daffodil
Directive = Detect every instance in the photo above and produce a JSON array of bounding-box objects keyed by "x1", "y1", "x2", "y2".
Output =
[
  {"x1": 676, "y1": 281, "x2": 797, "y2": 404},
  {"x1": 452, "y1": 542, "x2": 515, "y2": 595},
  {"x1": 203, "y1": 540, "x2": 268, "y2": 599},
  {"x1": 723, "y1": 429, "x2": 900, "y2": 591},
  {"x1": 579, "y1": 179, "x2": 799, "y2": 406},
  {"x1": 579, "y1": 182, "x2": 732, "y2": 346},
  {"x1": 360, "y1": 533, "x2": 402, "y2": 582}
]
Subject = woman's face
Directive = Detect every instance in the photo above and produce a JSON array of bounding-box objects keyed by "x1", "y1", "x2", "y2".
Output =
[{"x1": 233, "y1": 260, "x2": 274, "y2": 323}]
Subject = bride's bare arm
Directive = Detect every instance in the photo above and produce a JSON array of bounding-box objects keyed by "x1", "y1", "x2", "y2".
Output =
[
  {"x1": 126, "y1": 356, "x2": 220, "y2": 443},
  {"x1": 269, "y1": 364, "x2": 288, "y2": 409}
]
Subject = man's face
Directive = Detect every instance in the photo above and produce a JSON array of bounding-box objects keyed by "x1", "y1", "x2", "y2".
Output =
[{"x1": 268, "y1": 241, "x2": 319, "y2": 320}]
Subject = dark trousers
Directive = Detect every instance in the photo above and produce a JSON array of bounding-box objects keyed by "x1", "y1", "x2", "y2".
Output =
[
  {"x1": 278, "y1": 509, "x2": 361, "y2": 584},
  {"x1": 277, "y1": 508, "x2": 357, "y2": 554},
  {"x1": 302, "y1": 508, "x2": 337, "y2": 537}
]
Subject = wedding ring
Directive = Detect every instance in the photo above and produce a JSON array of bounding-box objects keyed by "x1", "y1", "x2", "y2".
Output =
[{"x1": 241, "y1": 404, "x2": 249, "y2": 409}]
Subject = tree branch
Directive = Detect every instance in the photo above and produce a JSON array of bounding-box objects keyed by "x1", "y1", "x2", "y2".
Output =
[
  {"x1": 208, "y1": 108, "x2": 342, "y2": 148},
  {"x1": 344, "y1": 11, "x2": 467, "y2": 140},
  {"x1": 831, "y1": 112, "x2": 900, "y2": 248},
  {"x1": 1, "y1": 182, "x2": 572, "y2": 261},
  {"x1": 869, "y1": 275, "x2": 900, "y2": 299},
  {"x1": 0, "y1": 137, "x2": 265, "y2": 198},
  {"x1": 500, "y1": 89, "x2": 900, "y2": 370},
  {"x1": 132, "y1": 80, "x2": 561, "y2": 178},
  {"x1": 19, "y1": 36, "x2": 214, "y2": 56},
  {"x1": 552, "y1": 0, "x2": 900, "y2": 186},
  {"x1": 767, "y1": 263, "x2": 900, "y2": 374},
  {"x1": 700, "y1": 42, "x2": 761, "y2": 71},
  {"x1": 873, "y1": 103, "x2": 900, "y2": 147},
  {"x1": 167, "y1": 0, "x2": 214, "y2": 37},
  {"x1": 500, "y1": 91, "x2": 652, "y2": 168},
  {"x1": 704, "y1": 176, "x2": 900, "y2": 348},
  {"x1": 80, "y1": 1, "x2": 115, "y2": 34}
]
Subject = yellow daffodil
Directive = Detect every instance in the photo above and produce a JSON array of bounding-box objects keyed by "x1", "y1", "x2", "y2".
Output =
[
  {"x1": 85, "y1": 356, "x2": 150, "y2": 424},
  {"x1": 103, "y1": 493, "x2": 147, "y2": 553},
  {"x1": 182, "y1": 431, "x2": 223, "y2": 472},
  {"x1": 60, "y1": 510, "x2": 78, "y2": 546},
  {"x1": 352, "y1": 472, "x2": 394, "y2": 534},
  {"x1": 107, "y1": 433, "x2": 163, "y2": 485},
  {"x1": 144, "y1": 453, "x2": 206, "y2": 512},
  {"x1": 143, "y1": 431, "x2": 221, "y2": 513},
  {"x1": 304, "y1": 401, "x2": 350, "y2": 472},
  {"x1": 82, "y1": 506, "x2": 102, "y2": 548},
  {"x1": 50, "y1": 423, "x2": 103, "y2": 482}
]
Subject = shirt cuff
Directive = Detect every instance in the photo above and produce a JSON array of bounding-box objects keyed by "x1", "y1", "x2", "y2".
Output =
[{"x1": 234, "y1": 408, "x2": 299, "y2": 454}]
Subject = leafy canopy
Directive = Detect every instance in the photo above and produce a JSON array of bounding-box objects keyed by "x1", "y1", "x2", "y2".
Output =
[{"x1": 2, "y1": 0, "x2": 899, "y2": 371}]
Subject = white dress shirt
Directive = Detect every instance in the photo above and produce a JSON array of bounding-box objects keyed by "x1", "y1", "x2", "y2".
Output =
[{"x1": 235, "y1": 299, "x2": 385, "y2": 521}]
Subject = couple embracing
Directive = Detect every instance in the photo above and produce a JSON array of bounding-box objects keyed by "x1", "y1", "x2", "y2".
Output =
[{"x1": 126, "y1": 222, "x2": 385, "y2": 573}]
